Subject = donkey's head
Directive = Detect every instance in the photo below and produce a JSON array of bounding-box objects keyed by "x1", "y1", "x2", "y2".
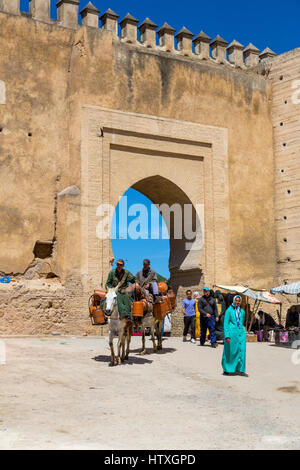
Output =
[{"x1": 104, "y1": 286, "x2": 118, "y2": 316}]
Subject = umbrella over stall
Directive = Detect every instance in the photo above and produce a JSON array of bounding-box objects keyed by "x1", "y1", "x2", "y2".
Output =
[
  {"x1": 271, "y1": 282, "x2": 300, "y2": 328},
  {"x1": 271, "y1": 281, "x2": 300, "y2": 295},
  {"x1": 215, "y1": 285, "x2": 281, "y2": 331}
]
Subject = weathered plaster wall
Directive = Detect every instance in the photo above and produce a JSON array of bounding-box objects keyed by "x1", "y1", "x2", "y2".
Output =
[
  {"x1": 269, "y1": 49, "x2": 300, "y2": 284},
  {"x1": 0, "y1": 279, "x2": 109, "y2": 336},
  {"x1": 0, "y1": 13, "x2": 73, "y2": 275},
  {"x1": 68, "y1": 26, "x2": 275, "y2": 288},
  {"x1": 0, "y1": 11, "x2": 277, "y2": 334}
]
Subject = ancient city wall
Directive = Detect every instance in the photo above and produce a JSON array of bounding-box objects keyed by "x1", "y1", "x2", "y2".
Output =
[
  {"x1": 0, "y1": 1, "x2": 280, "y2": 335},
  {"x1": 268, "y1": 49, "x2": 300, "y2": 285}
]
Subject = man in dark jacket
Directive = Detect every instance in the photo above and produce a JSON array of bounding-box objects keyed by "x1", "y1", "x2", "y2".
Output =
[{"x1": 198, "y1": 287, "x2": 219, "y2": 348}]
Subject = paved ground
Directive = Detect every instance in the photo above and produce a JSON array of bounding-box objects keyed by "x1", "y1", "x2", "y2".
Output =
[{"x1": 0, "y1": 335, "x2": 300, "y2": 450}]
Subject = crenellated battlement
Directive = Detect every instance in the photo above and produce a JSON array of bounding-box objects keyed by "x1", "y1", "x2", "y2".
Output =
[{"x1": 0, "y1": 0, "x2": 276, "y2": 69}]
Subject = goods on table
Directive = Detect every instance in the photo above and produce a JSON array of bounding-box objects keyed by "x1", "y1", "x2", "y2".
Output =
[
  {"x1": 268, "y1": 330, "x2": 275, "y2": 343},
  {"x1": 255, "y1": 330, "x2": 264, "y2": 342},
  {"x1": 246, "y1": 333, "x2": 257, "y2": 342},
  {"x1": 274, "y1": 328, "x2": 300, "y2": 348}
]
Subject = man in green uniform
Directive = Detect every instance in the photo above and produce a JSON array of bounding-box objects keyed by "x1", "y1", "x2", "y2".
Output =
[{"x1": 105, "y1": 259, "x2": 136, "y2": 319}]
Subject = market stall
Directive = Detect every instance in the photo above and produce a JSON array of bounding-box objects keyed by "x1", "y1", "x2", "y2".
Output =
[
  {"x1": 242, "y1": 288, "x2": 281, "y2": 332},
  {"x1": 270, "y1": 282, "x2": 300, "y2": 347},
  {"x1": 215, "y1": 284, "x2": 281, "y2": 333},
  {"x1": 271, "y1": 282, "x2": 300, "y2": 324}
]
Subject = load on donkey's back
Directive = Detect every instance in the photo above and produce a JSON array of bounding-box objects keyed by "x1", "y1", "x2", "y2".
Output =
[{"x1": 88, "y1": 258, "x2": 176, "y2": 365}]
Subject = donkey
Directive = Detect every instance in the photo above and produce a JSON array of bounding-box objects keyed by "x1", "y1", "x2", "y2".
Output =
[
  {"x1": 132, "y1": 285, "x2": 163, "y2": 355},
  {"x1": 104, "y1": 287, "x2": 133, "y2": 366}
]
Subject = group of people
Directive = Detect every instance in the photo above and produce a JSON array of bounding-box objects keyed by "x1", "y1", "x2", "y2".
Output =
[
  {"x1": 105, "y1": 259, "x2": 248, "y2": 376},
  {"x1": 105, "y1": 258, "x2": 161, "y2": 318},
  {"x1": 182, "y1": 288, "x2": 248, "y2": 376}
]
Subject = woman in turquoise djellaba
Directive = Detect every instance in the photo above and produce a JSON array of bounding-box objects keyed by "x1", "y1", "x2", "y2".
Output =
[{"x1": 222, "y1": 295, "x2": 248, "y2": 377}]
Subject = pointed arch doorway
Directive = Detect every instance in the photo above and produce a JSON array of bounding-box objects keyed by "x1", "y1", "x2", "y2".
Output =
[{"x1": 80, "y1": 107, "x2": 229, "y2": 334}]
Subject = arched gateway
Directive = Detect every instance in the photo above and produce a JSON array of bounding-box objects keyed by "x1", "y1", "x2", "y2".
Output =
[{"x1": 77, "y1": 107, "x2": 229, "y2": 334}]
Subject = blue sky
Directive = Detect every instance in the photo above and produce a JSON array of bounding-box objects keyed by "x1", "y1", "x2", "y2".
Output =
[
  {"x1": 20, "y1": 0, "x2": 300, "y2": 54},
  {"x1": 111, "y1": 189, "x2": 170, "y2": 278}
]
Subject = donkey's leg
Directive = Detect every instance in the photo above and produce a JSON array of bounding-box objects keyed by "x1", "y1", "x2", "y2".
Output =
[
  {"x1": 121, "y1": 333, "x2": 126, "y2": 362},
  {"x1": 109, "y1": 329, "x2": 117, "y2": 366},
  {"x1": 125, "y1": 323, "x2": 132, "y2": 360},
  {"x1": 117, "y1": 322, "x2": 126, "y2": 365},
  {"x1": 117, "y1": 332, "x2": 123, "y2": 365},
  {"x1": 155, "y1": 321, "x2": 163, "y2": 350},
  {"x1": 121, "y1": 325, "x2": 127, "y2": 362},
  {"x1": 121, "y1": 327, "x2": 127, "y2": 363},
  {"x1": 159, "y1": 323, "x2": 163, "y2": 350},
  {"x1": 141, "y1": 324, "x2": 146, "y2": 355},
  {"x1": 151, "y1": 321, "x2": 158, "y2": 353}
]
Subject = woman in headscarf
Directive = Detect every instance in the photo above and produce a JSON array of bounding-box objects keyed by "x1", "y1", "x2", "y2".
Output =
[{"x1": 222, "y1": 295, "x2": 248, "y2": 376}]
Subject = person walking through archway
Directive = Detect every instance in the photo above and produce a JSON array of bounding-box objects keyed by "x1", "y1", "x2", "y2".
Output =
[
  {"x1": 182, "y1": 290, "x2": 196, "y2": 343},
  {"x1": 198, "y1": 287, "x2": 219, "y2": 348}
]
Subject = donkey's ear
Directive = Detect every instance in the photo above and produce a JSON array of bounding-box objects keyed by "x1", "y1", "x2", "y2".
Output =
[{"x1": 115, "y1": 286, "x2": 119, "y2": 293}]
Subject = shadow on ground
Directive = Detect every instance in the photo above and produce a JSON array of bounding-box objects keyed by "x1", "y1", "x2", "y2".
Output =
[
  {"x1": 92, "y1": 355, "x2": 153, "y2": 366},
  {"x1": 268, "y1": 344, "x2": 299, "y2": 349},
  {"x1": 129, "y1": 347, "x2": 177, "y2": 355}
]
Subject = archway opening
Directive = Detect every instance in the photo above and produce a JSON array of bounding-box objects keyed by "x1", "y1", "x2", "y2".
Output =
[
  {"x1": 111, "y1": 187, "x2": 170, "y2": 280},
  {"x1": 110, "y1": 175, "x2": 203, "y2": 291}
]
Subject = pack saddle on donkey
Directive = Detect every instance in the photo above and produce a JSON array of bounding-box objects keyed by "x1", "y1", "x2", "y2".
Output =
[
  {"x1": 130, "y1": 281, "x2": 176, "y2": 355},
  {"x1": 88, "y1": 282, "x2": 176, "y2": 365}
]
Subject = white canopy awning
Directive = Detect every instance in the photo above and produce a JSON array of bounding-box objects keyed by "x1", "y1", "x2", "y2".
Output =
[
  {"x1": 216, "y1": 285, "x2": 281, "y2": 304},
  {"x1": 215, "y1": 285, "x2": 248, "y2": 294}
]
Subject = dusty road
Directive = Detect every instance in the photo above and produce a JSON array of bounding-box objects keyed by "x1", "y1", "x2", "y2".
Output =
[{"x1": 0, "y1": 336, "x2": 299, "y2": 450}]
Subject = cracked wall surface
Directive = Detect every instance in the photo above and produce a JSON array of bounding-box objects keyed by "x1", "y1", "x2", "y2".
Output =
[
  {"x1": 0, "y1": 11, "x2": 281, "y2": 335},
  {"x1": 0, "y1": 278, "x2": 108, "y2": 335}
]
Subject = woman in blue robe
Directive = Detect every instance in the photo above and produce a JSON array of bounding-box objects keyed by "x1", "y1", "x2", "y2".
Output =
[{"x1": 222, "y1": 295, "x2": 248, "y2": 376}]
